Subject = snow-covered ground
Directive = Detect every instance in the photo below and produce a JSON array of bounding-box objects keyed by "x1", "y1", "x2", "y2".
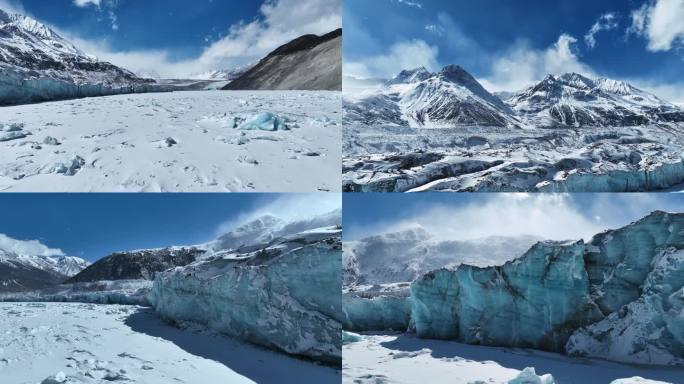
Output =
[
  {"x1": 0, "y1": 302, "x2": 340, "y2": 384},
  {"x1": 343, "y1": 333, "x2": 683, "y2": 384},
  {"x1": 0, "y1": 90, "x2": 340, "y2": 192},
  {"x1": 343, "y1": 124, "x2": 684, "y2": 192}
]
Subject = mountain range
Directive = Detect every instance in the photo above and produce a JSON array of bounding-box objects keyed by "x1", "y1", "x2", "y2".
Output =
[
  {"x1": 0, "y1": 8, "x2": 155, "y2": 105},
  {"x1": 0, "y1": 8, "x2": 342, "y2": 105},
  {"x1": 344, "y1": 65, "x2": 684, "y2": 128},
  {"x1": 0, "y1": 247, "x2": 89, "y2": 292}
]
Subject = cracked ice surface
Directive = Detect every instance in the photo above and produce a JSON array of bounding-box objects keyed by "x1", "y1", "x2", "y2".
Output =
[
  {"x1": 343, "y1": 125, "x2": 684, "y2": 192},
  {"x1": 0, "y1": 90, "x2": 341, "y2": 192}
]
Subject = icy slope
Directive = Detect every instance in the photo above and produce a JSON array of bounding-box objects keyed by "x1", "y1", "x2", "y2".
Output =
[
  {"x1": 224, "y1": 29, "x2": 341, "y2": 91},
  {"x1": 408, "y1": 211, "x2": 684, "y2": 365},
  {"x1": 344, "y1": 65, "x2": 519, "y2": 128},
  {"x1": 67, "y1": 247, "x2": 204, "y2": 283},
  {"x1": 149, "y1": 225, "x2": 343, "y2": 364},
  {"x1": 0, "y1": 90, "x2": 341, "y2": 192},
  {"x1": 0, "y1": 240, "x2": 89, "y2": 292},
  {"x1": 0, "y1": 8, "x2": 156, "y2": 105},
  {"x1": 508, "y1": 73, "x2": 684, "y2": 127}
]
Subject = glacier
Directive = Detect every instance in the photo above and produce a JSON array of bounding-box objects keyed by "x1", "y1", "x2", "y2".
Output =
[
  {"x1": 343, "y1": 66, "x2": 684, "y2": 193},
  {"x1": 149, "y1": 225, "x2": 343, "y2": 364},
  {"x1": 343, "y1": 211, "x2": 684, "y2": 366}
]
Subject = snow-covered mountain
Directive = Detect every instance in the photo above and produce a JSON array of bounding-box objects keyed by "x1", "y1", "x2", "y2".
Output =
[
  {"x1": 344, "y1": 228, "x2": 540, "y2": 286},
  {"x1": 344, "y1": 66, "x2": 684, "y2": 128},
  {"x1": 344, "y1": 65, "x2": 521, "y2": 128},
  {"x1": 67, "y1": 247, "x2": 204, "y2": 283},
  {"x1": 212, "y1": 209, "x2": 341, "y2": 253},
  {"x1": 0, "y1": 8, "x2": 154, "y2": 105},
  {"x1": 224, "y1": 28, "x2": 341, "y2": 91},
  {"x1": 189, "y1": 67, "x2": 248, "y2": 81},
  {"x1": 0, "y1": 246, "x2": 89, "y2": 292},
  {"x1": 507, "y1": 73, "x2": 684, "y2": 127}
]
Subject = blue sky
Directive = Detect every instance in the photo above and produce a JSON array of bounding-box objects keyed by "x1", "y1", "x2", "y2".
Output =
[
  {"x1": 0, "y1": 193, "x2": 339, "y2": 261},
  {"x1": 0, "y1": 0, "x2": 340, "y2": 77},
  {"x1": 343, "y1": 0, "x2": 684, "y2": 102},
  {"x1": 343, "y1": 193, "x2": 684, "y2": 241}
]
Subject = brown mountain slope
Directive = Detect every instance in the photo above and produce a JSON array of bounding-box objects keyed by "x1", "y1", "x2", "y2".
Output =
[{"x1": 223, "y1": 29, "x2": 341, "y2": 91}]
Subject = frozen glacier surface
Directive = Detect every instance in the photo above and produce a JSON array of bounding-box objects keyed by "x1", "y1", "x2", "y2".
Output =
[
  {"x1": 0, "y1": 90, "x2": 341, "y2": 192},
  {"x1": 343, "y1": 125, "x2": 684, "y2": 192},
  {"x1": 150, "y1": 225, "x2": 343, "y2": 364},
  {"x1": 0, "y1": 279, "x2": 153, "y2": 305}
]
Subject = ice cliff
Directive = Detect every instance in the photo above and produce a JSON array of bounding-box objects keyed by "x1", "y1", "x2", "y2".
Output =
[
  {"x1": 344, "y1": 211, "x2": 684, "y2": 366},
  {"x1": 149, "y1": 215, "x2": 343, "y2": 364}
]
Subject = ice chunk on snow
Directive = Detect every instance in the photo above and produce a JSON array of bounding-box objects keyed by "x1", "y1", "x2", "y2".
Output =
[
  {"x1": 342, "y1": 331, "x2": 362, "y2": 344},
  {"x1": 508, "y1": 367, "x2": 556, "y2": 384},
  {"x1": 237, "y1": 112, "x2": 289, "y2": 131}
]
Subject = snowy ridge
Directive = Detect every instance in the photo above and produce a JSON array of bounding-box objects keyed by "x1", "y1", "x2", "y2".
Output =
[
  {"x1": 345, "y1": 66, "x2": 684, "y2": 129},
  {"x1": 344, "y1": 65, "x2": 520, "y2": 128},
  {"x1": 67, "y1": 247, "x2": 204, "y2": 283},
  {"x1": 188, "y1": 66, "x2": 249, "y2": 81},
  {"x1": 0, "y1": 8, "x2": 160, "y2": 105},
  {"x1": 507, "y1": 73, "x2": 684, "y2": 127},
  {"x1": 150, "y1": 219, "x2": 343, "y2": 364},
  {"x1": 401, "y1": 211, "x2": 684, "y2": 365},
  {"x1": 0, "y1": 241, "x2": 89, "y2": 292}
]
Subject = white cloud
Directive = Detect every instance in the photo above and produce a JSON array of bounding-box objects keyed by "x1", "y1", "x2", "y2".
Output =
[
  {"x1": 0, "y1": 233, "x2": 65, "y2": 257},
  {"x1": 629, "y1": 0, "x2": 684, "y2": 51},
  {"x1": 343, "y1": 39, "x2": 439, "y2": 79},
  {"x1": 481, "y1": 34, "x2": 594, "y2": 92},
  {"x1": 73, "y1": 0, "x2": 101, "y2": 7},
  {"x1": 395, "y1": 0, "x2": 422, "y2": 9},
  {"x1": 215, "y1": 193, "x2": 341, "y2": 237},
  {"x1": 424, "y1": 24, "x2": 444, "y2": 36},
  {"x1": 346, "y1": 194, "x2": 606, "y2": 242},
  {"x1": 27, "y1": 0, "x2": 340, "y2": 77},
  {"x1": 585, "y1": 13, "x2": 618, "y2": 49},
  {"x1": 345, "y1": 194, "x2": 684, "y2": 243}
]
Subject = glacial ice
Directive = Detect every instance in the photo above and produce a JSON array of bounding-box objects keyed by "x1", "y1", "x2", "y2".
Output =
[
  {"x1": 346, "y1": 211, "x2": 684, "y2": 366},
  {"x1": 0, "y1": 280, "x2": 152, "y2": 306},
  {"x1": 149, "y1": 226, "x2": 343, "y2": 364},
  {"x1": 508, "y1": 367, "x2": 556, "y2": 384},
  {"x1": 342, "y1": 331, "x2": 362, "y2": 344},
  {"x1": 343, "y1": 125, "x2": 684, "y2": 192},
  {"x1": 343, "y1": 290, "x2": 412, "y2": 332},
  {"x1": 0, "y1": 66, "x2": 163, "y2": 106},
  {"x1": 237, "y1": 112, "x2": 289, "y2": 131}
]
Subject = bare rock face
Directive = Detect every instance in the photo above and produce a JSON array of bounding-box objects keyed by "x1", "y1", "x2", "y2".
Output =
[
  {"x1": 223, "y1": 29, "x2": 341, "y2": 91},
  {"x1": 67, "y1": 247, "x2": 203, "y2": 283}
]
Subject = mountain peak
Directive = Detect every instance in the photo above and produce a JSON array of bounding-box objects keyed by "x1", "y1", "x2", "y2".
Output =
[{"x1": 387, "y1": 67, "x2": 432, "y2": 85}]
